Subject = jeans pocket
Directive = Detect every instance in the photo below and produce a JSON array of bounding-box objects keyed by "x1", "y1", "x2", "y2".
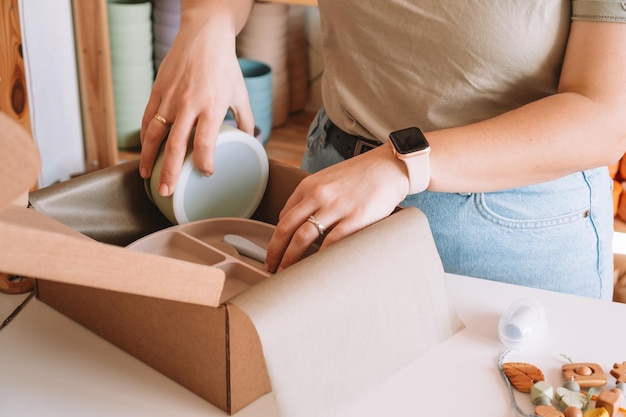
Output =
[{"x1": 474, "y1": 191, "x2": 590, "y2": 229}]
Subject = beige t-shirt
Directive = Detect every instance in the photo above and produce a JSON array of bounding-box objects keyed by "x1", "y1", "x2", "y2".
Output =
[{"x1": 318, "y1": 0, "x2": 626, "y2": 142}]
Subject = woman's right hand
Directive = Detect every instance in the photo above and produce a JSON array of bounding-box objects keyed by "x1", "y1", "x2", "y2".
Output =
[{"x1": 139, "y1": 3, "x2": 255, "y2": 197}]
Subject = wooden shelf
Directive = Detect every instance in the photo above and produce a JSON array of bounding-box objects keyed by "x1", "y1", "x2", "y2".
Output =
[{"x1": 263, "y1": 110, "x2": 312, "y2": 167}]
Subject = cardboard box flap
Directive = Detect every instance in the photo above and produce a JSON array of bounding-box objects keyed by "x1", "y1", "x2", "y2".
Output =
[
  {"x1": 0, "y1": 112, "x2": 40, "y2": 208},
  {"x1": 232, "y1": 207, "x2": 464, "y2": 417},
  {"x1": 0, "y1": 205, "x2": 226, "y2": 306}
]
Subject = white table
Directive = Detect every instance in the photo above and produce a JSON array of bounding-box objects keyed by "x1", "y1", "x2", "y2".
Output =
[{"x1": 1, "y1": 274, "x2": 624, "y2": 416}]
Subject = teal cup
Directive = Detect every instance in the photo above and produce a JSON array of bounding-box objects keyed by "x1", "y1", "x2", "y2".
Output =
[{"x1": 227, "y1": 58, "x2": 273, "y2": 144}]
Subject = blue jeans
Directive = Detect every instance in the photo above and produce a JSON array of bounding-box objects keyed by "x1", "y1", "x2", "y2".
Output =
[{"x1": 302, "y1": 109, "x2": 614, "y2": 300}]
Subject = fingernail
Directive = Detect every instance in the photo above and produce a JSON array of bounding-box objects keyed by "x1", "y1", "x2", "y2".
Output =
[
  {"x1": 140, "y1": 166, "x2": 149, "y2": 179},
  {"x1": 158, "y1": 183, "x2": 170, "y2": 196}
]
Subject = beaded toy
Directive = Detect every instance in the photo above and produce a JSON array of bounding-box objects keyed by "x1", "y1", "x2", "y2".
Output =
[
  {"x1": 497, "y1": 299, "x2": 626, "y2": 417},
  {"x1": 499, "y1": 353, "x2": 626, "y2": 416}
]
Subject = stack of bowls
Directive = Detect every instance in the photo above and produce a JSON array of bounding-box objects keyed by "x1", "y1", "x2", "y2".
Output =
[
  {"x1": 152, "y1": 0, "x2": 180, "y2": 69},
  {"x1": 237, "y1": 3, "x2": 290, "y2": 130},
  {"x1": 107, "y1": 0, "x2": 154, "y2": 149}
]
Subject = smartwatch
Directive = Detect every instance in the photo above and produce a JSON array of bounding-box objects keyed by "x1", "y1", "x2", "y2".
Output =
[{"x1": 388, "y1": 127, "x2": 431, "y2": 194}]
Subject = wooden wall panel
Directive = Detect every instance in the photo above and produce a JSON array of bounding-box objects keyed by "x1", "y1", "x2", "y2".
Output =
[
  {"x1": 72, "y1": 0, "x2": 118, "y2": 171},
  {"x1": 0, "y1": 0, "x2": 31, "y2": 134}
]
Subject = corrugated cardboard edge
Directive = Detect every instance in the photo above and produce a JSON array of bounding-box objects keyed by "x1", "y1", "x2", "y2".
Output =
[
  {"x1": 225, "y1": 303, "x2": 272, "y2": 413},
  {"x1": 0, "y1": 205, "x2": 226, "y2": 307}
]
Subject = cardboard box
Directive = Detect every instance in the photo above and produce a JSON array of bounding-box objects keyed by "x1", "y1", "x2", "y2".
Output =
[
  {"x1": 2, "y1": 113, "x2": 461, "y2": 417},
  {"x1": 11, "y1": 161, "x2": 459, "y2": 416},
  {"x1": 28, "y1": 159, "x2": 307, "y2": 414}
]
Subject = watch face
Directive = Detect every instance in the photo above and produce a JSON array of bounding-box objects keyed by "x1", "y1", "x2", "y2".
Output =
[{"x1": 389, "y1": 127, "x2": 429, "y2": 155}]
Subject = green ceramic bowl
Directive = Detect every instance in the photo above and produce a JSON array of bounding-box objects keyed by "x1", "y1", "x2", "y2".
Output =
[{"x1": 146, "y1": 124, "x2": 269, "y2": 224}]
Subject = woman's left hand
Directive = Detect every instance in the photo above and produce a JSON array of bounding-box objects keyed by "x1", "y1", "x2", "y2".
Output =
[{"x1": 265, "y1": 145, "x2": 410, "y2": 272}]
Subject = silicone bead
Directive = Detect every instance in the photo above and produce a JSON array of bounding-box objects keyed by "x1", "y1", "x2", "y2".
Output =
[
  {"x1": 535, "y1": 405, "x2": 565, "y2": 417},
  {"x1": 594, "y1": 388, "x2": 624, "y2": 417},
  {"x1": 583, "y1": 408, "x2": 609, "y2": 417},
  {"x1": 615, "y1": 382, "x2": 626, "y2": 393},
  {"x1": 555, "y1": 387, "x2": 589, "y2": 410},
  {"x1": 531, "y1": 381, "x2": 554, "y2": 405},
  {"x1": 563, "y1": 379, "x2": 581, "y2": 392},
  {"x1": 564, "y1": 406, "x2": 583, "y2": 417},
  {"x1": 534, "y1": 395, "x2": 553, "y2": 406}
]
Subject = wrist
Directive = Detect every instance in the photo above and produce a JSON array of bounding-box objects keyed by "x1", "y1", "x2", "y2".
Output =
[
  {"x1": 180, "y1": 0, "x2": 252, "y2": 35},
  {"x1": 388, "y1": 127, "x2": 431, "y2": 194}
]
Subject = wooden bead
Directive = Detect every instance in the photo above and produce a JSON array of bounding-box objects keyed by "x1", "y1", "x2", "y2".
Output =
[
  {"x1": 502, "y1": 362, "x2": 545, "y2": 393},
  {"x1": 609, "y1": 362, "x2": 626, "y2": 384},
  {"x1": 594, "y1": 388, "x2": 624, "y2": 417},
  {"x1": 564, "y1": 406, "x2": 583, "y2": 417},
  {"x1": 562, "y1": 363, "x2": 607, "y2": 388},
  {"x1": 583, "y1": 408, "x2": 609, "y2": 417},
  {"x1": 535, "y1": 405, "x2": 565, "y2": 417}
]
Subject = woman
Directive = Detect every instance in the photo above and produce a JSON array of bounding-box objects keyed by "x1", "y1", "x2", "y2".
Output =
[{"x1": 140, "y1": 0, "x2": 626, "y2": 299}]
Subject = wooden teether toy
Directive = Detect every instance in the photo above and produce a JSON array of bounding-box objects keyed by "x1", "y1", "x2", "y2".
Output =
[{"x1": 562, "y1": 363, "x2": 607, "y2": 389}]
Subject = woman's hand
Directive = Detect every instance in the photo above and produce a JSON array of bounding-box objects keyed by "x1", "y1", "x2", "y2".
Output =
[
  {"x1": 265, "y1": 144, "x2": 411, "y2": 272},
  {"x1": 139, "y1": 10, "x2": 255, "y2": 196}
]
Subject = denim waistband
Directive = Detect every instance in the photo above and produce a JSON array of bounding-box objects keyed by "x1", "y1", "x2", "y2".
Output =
[{"x1": 324, "y1": 120, "x2": 382, "y2": 159}]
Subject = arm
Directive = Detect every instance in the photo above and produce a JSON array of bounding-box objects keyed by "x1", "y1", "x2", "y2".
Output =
[
  {"x1": 265, "y1": 20, "x2": 626, "y2": 272},
  {"x1": 428, "y1": 20, "x2": 626, "y2": 193},
  {"x1": 139, "y1": 0, "x2": 256, "y2": 197}
]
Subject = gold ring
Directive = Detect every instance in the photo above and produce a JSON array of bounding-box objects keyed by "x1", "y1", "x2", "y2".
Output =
[
  {"x1": 306, "y1": 215, "x2": 326, "y2": 237},
  {"x1": 153, "y1": 113, "x2": 172, "y2": 127}
]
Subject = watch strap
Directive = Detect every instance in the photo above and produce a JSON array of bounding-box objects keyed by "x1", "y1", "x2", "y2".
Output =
[{"x1": 403, "y1": 150, "x2": 430, "y2": 194}]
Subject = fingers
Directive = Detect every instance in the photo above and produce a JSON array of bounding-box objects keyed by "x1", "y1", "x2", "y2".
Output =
[
  {"x1": 155, "y1": 112, "x2": 196, "y2": 196},
  {"x1": 265, "y1": 178, "x2": 339, "y2": 272},
  {"x1": 139, "y1": 109, "x2": 172, "y2": 180},
  {"x1": 192, "y1": 112, "x2": 223, "y2": 176},
  {"x1": 264, "y1": 147, "x2": 409, "y2": 273},
  {"x1": 230, "y1": 100, "x2": 255, "y2": 137},
  {"x1": 139, "y1": 91, "x2": 168, "y2": 179},
  {"x1": 266, "y1": 208, "x2": 331, "y2": 273}
]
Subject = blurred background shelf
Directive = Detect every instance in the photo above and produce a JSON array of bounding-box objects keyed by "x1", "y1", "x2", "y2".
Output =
[{"x1": 75, "y1": 0, "x2": 318, "y2": 173}]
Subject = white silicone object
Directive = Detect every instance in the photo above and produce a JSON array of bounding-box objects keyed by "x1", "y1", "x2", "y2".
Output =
[
  {"x1": 223, "y1": 234, "x2": 268, "y2": 263},
  {"x1": 498, "y1": 297, "x2": 548, "y2": 350}
]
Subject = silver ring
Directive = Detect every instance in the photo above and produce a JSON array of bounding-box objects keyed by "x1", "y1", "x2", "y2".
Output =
[{"x1": 306, "y1": 215, "x2": 326, "y2": 236}]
